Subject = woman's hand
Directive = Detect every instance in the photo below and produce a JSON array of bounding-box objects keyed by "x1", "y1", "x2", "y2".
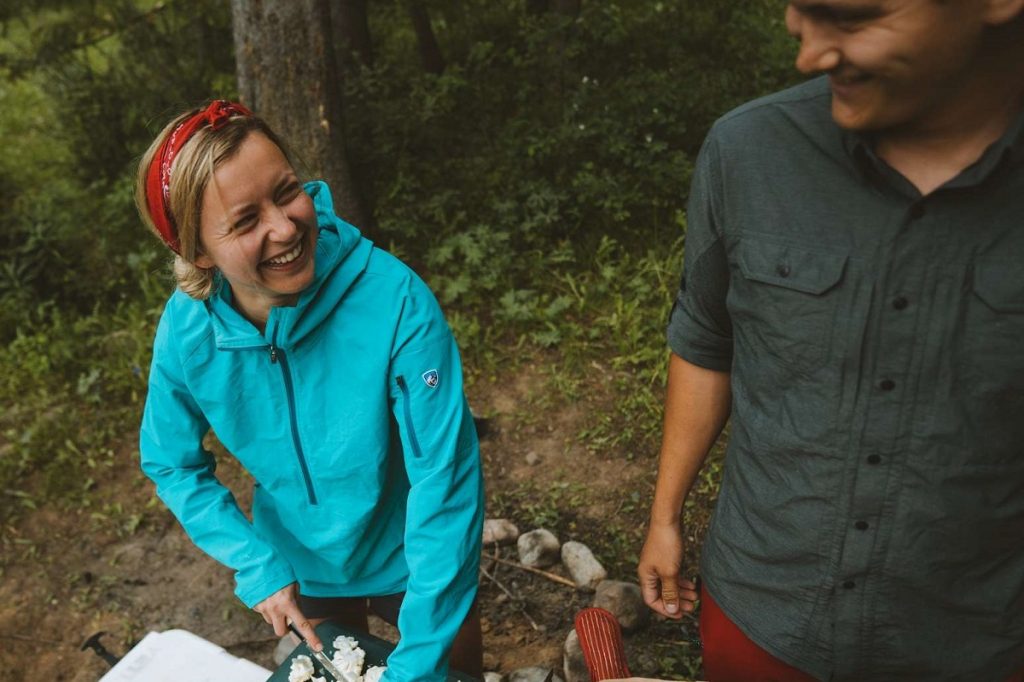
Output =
[{"x1": 253, "y1": 583, "x2": 323, "y2": 652}]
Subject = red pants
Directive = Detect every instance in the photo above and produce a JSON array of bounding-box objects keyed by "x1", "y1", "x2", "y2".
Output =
[{"x1": 699, "y1": 585, "x2": 1024, "y2": 682}]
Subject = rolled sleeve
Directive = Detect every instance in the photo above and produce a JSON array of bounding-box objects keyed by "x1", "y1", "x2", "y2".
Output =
[{"x1": 667, "y1": 132, "x2": 733, "y2": 371}]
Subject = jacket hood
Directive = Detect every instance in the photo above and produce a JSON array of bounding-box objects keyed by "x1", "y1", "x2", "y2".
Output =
[{"x1": 205, "y1": 180, "x2": 373, "y2": 350}]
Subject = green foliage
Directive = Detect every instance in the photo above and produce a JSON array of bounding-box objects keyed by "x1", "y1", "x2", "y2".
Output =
[
  {"x1": 0, "y1": 0, "x2": 233, "y2": 338},
  {"x1": 0, "y1": 0, "x2": 227, "y2": 521}
]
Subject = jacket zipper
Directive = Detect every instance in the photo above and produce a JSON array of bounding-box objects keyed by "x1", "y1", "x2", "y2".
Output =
[
  {"x1": 395, "y1": 376, "x2": 424, "y2": 459},
  {"x1": 269, "y1": 338, "x2": 318, "y2": 505}
]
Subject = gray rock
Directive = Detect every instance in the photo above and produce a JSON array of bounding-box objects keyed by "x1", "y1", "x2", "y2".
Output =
[
  {"x1": 525, "y1": 451, "x2": 540, "y2": 466},
  {"x1": 508, "y1": 667, "x2": 563, "y2": 682},
  {"x1": 562, "y1": 629, "x2": 589, "y2": 682},
  {"x1": 273, "y1": 633, "x2": 300, "y2": 666},
  {"x1": 517, "y1": 528, "x2": 560, "y2": 568},
  {"x1": 561, "y1": 541, "x2": 607, "y2": 591},
  {"x1": 484, "y1": 673, "x2": 504, "y2": 682},
  {"x1": 482, "y1": 518, "x2": 520, "y2": 545},
  {"x1": 593, "y1": 580, "x2": 649, "y2": 632}
]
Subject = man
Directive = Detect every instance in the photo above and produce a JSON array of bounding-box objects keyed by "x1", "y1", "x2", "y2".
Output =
[{"x1": 638, "y1": 1, "x2": 1024, "y2": 680}]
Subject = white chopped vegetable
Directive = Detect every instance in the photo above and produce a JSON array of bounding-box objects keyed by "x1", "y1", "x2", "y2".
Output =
[
  {"x1": 364, "y1": 665, "x2": 387, "y2": 682},
  {"x1": 289, "y1": 655, "x2": 316, "y2": 682},
  {"x1": 287, "y1": 637, "x2": 388, "y2": 682}
]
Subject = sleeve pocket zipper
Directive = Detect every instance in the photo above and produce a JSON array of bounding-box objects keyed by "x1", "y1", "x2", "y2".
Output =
[{"x1": 395, "y1": 376, "x2": 425, "y2": 459}]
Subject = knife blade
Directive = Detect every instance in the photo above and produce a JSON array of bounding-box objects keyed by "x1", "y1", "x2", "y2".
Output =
[{"x1": 288, "y1": 623, "x2": 346, "y2": 681}]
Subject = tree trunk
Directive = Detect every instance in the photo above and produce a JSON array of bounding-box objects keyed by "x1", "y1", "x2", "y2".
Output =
[
  {"x1": 553, "y1": 0, "x2": 580, "y2": 17},
  {"x1": 231, "y1": 0, "x2": 371, "y2": 230},
  {"x1": 331, "y1": 0, "x2": 373, "y2": 69},
  {"x1": 526, "y1": 0, "x2": 549, "y2": 15},
  {"x1": 407, "y1": 1, "x2": 445, "y2": 75}
]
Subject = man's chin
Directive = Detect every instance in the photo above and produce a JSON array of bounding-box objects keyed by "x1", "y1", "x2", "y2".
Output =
[{"x1": 830, "y1": 99, "x2": 883, "y2": 133}]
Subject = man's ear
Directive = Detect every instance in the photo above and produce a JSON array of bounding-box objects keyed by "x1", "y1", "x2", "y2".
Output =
[{"x1": 982, "y1": 0, "x2": 1024, "y2": 25}]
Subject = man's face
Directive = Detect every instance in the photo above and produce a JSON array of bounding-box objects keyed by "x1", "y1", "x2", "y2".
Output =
[{"x1": 785, "y1": 0, "x2": 988, "y2": 133}]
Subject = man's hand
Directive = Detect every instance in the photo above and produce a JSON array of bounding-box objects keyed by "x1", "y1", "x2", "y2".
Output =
[
  {"x1": 253, "y1": 582, "x2": 323, "y2": 652},
  {"x1": 638, "y1": 520, "x2": 698, "y2": 619}
]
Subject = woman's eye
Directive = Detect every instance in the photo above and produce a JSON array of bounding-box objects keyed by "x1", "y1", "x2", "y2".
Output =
[
  {"x1": 234, "y1": 215, "x2": 257, "y2": 231},
  {"x1": 278, "y1": 183, "x2": 301, "y2": 203}
]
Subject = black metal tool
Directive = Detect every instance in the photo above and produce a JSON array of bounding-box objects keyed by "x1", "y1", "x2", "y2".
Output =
[{"x1": 81, "y1": 631, "x2": 121, "y2": 667}]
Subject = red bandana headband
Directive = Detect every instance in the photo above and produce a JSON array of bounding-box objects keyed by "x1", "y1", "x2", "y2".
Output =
[{"x1": 144, "y1": 100, "x2": 253, "y2": 254}]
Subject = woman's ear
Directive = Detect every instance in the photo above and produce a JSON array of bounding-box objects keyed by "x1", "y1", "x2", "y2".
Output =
[
  {"x1": 194, "y1": 251, "x2": 215, "y2": 269},
  {"x1": 983, "y1": 0, "x2": 1024, "y2": 25}
]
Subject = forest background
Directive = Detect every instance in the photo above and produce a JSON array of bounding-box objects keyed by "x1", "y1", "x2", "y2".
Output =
[{"x1": 0, "y1": 1, "x2": 798, "y2": 679}]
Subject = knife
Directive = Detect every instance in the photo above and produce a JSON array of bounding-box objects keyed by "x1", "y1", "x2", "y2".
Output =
[{"x1": 288, "y1": 623, "x2": 346, "y2": 681}]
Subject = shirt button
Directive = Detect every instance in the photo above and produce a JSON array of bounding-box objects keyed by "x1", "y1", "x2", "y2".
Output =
[
  {"x1": 879, "y1": 378, "x2": 896, "y2": 391},
  {"x1": 909, "y1": 204, "x2": 926, "y2": 220},
  {"x1": 855, "y1": 521, "x2": 869, "y2": 531},
  {"x1": 892, "y1": 296, "x2": 908, "y2": 310},
  {"x1": 867, "y1": 454, "x2": 882, "y2": 465},
  {"x1": 776, "y1": 264, "x2": 791, "y2": 278},
  {"x1": 842, "y1": 580, "x2": 856, "y2": 589}
]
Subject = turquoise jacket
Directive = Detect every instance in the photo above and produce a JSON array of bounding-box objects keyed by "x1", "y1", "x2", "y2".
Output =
[{"x1": 140, "y1": 181, "x2": 484, "y2": 682}]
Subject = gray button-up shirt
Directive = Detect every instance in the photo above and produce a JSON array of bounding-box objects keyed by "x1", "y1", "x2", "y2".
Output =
[{"x1": 668, "y1": 76, "x2": 1024, "y2": 681}]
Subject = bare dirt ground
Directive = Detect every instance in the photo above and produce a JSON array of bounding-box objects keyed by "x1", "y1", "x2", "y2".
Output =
[{"x1": 0, "y1": 356, "x2": 718, "y2": 681}]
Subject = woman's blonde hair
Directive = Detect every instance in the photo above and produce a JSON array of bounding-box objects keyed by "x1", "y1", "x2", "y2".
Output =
[{"x1": 134, "y1": 106, "x2": 292, "y2": 300}]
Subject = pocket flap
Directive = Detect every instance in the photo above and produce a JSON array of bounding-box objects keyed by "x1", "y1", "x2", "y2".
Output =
[
  {"x1": 739, "y1": 239, "x2": 847, "y2": 295},
  {"x1": 974, "y1": 261, "x2": 1024, "y2": 313}
]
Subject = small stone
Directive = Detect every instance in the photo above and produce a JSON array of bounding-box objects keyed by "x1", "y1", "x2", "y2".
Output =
[
  {"x1": 525, "y1": 451, "x2": 540, "y2": 466},
  {"x1": 593, "y1": 580, "x2": 649, "y2": 632},
  {"x1": 561, "y1": 541, "x2": 607, "y2": 591},
  {"x1": 495, "y1": 592, "x2": 510, "y2": 604},
  {"x1": 508, "y1": 667, "x2": 563, "y2": 682},
  {"x1": 484, "y1": 672, "x2": 504, "y2": 682},
  {"x1": 483, "y1": 518, "x2": 520, "y2": 545},
  {"x1": 562, "y1": 629, "x2": 588, "y2": 682},
  {"x1": 273, "y1": 633, "x2": 300, "y2": 666},
  {"x1": 517, "y1": 529, "x2": 561, "y2": 568}
]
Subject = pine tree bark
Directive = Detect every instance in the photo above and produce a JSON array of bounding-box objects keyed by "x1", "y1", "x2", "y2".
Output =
[
  {"x1": 407, "y1": 1, "x2": 445, "y2": 75},
  {"x1": 231, "y1": 0, "x2": 371, "y2": 230}
]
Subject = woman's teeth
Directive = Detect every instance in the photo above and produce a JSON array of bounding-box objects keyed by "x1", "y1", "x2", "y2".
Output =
[{"x1": 265, "y1": 242, "x2": 303, "y2": 266}]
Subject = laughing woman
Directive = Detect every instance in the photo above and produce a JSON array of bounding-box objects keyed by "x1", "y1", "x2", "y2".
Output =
[{"x1": 135, "y1": 100, "x2": 484, "y2": 681}]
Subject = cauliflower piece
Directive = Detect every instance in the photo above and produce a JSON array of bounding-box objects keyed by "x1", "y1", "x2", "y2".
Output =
[
  {"x1": 331, "y1": 637, "x2": 366, "y2": 676},
  {"x1": 364, "y1": 665, "x2": 388, "y2": 682},
  {"x1": 289, "y1": 655, "x2": 316, "y2": 682},
  {"x1": 288, "y1": 633, "x2": 383, "y2": 682}
]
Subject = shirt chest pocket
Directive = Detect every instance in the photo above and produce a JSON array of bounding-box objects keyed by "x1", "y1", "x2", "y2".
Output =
[
  {"x1": 731, "y1": 238, "x2": 848, "y2": 376},
  {"x1": 962, "y1": 261, "x2": 1024, "y2": 452}
]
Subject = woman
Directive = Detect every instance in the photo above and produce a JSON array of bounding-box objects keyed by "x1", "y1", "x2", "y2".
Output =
[{"x1": 136, "y1": 100, "x2": 484, "y2": 681}]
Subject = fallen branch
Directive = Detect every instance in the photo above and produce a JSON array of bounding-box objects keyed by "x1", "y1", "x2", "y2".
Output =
[
  {"x1": 484, "y1": 553, "x2": 577, "y2": 589},
  {"x1": 0, "y1": 633, "x2": 66, "y2": 646},
  {"x1": 479, "y1": 562, "x2": 542, "y2": 632}
]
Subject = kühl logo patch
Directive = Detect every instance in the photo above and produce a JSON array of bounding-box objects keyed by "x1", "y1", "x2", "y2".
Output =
[{"x1": 422, "y1": 369, "x2": 439, "y2": 388}]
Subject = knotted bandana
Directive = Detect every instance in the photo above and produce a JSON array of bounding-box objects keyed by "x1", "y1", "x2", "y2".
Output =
[{"x1": 144, "y1": 100, "x2": 253, "y2": 254}]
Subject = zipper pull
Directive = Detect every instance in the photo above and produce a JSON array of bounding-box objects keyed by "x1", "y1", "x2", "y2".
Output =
[{"x1": 269, "y1": 345, "x2": 278, "y2": 364}]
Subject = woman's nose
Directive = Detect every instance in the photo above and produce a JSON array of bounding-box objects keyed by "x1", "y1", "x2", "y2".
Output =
[{"x1": 266, "y1": 205, "x2": 298, "y2": 240}]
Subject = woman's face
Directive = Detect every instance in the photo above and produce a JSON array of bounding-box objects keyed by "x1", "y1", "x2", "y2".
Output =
[{"x1": 195, "y1": 132, "x2": 317, "y2": 325}]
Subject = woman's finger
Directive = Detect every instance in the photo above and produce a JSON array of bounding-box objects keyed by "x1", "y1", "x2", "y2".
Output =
[{"x1": 289, "y1": 611, "x2": 323, "y2": 652}]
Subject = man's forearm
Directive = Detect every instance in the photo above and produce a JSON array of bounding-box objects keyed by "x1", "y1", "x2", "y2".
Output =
[{"x1": 649, "y1": 353, "x2": 732, "y2": 525}]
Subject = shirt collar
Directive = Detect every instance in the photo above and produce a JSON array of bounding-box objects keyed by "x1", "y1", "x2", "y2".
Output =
[{"x1": 841, "y1": 102, "x2": 1024, "y2": 193}]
